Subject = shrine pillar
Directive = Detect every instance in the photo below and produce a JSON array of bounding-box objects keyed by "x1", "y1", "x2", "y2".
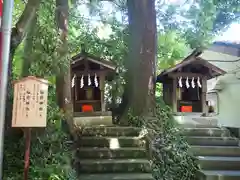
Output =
[
  {"x1": 100, "y1": 74, "x2": 105, "y2": 112},
  {"x1": 201, "y1": 77, "x2": 208, "y2": 115},
  {"x1": 172, "y1": 77, "x2": 177, "y2": 113}
]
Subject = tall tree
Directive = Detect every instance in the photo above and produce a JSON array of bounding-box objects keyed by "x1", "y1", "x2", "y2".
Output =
[
  {"x1": 120, "y1": 0, "x2": 157, "y2": 123},
  {"x1": 154, "y1": 0, "x2": 239, "y2": 48},
  {"x1": 85, "y1": 0, "x2": 239, "y2": 120},
  {"x1": 21, "y1": 16, "x2": 38, "y2": 77},
  {"x1": 55, "y1": 0, "x2": 73, "y2": 126},
  {"x1": 10, "y1": 0, "x2": 41, "y2": 60}
]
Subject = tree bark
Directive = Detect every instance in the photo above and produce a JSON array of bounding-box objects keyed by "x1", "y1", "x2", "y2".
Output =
[
  {"x1": 21, "y1": 16, "x2": 38, "y2": 77},
  {"x1": 120, "y1": 0, "x2": 157, "y2": 123},
  {"x1": 10, "y1": 0, "x2": 41, "y2": 59},
  {"x1": 55, "y1": 0, "x2": 73, "y2": 121}
]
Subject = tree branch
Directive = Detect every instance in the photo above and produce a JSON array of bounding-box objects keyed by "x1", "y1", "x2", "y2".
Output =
[{"x1": 11, "y1": 0, "x2": 41, "y2": 50}]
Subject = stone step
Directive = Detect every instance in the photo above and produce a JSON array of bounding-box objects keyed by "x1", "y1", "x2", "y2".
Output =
[
  {"x1": 74, "y1": 116, "x2": 113, "y2": 127},
  {"x1": 80, "y1": 126, "x2": 142, "y2": 137},
  {"x1": 180, "y1": 123, "x2": 219, "y2": 128},
  {"x1": 184, "y1": 128, "x2": 230, "y2": 137},
  {"x1": 75, "y1": 159, "x2": 151, "y2": 173},
  {"x1": 199, "y1": 170, "x2": 240, "y2": 180},
  {"x1": 187, "y1": 137, "x2": 239, "y2": 146},
  {"x1": 198, "y1": 156, "x2": 240, "y2": 171},
  {"x1": 78, "y1": 136, "x2": 146, "y2": 148},
  {"x1": 76, "y1": 147, "x2": 147, "y2": 159},
  {"x1": 191, "y1": 146, "x2": 240, "y2": 157},
  {"x1": 78, "y1": 173, "x2": 154, "y2": 180}
]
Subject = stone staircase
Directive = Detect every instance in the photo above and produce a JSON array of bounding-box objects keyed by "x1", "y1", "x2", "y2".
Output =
[
  {"x1": 184, "y1": 124, "x2": 240, "y2": 180},
  {"x1": 74, "y1": 126, "x2": 153, "y2": 180},
  {"x1": 73, "y1": 123, "x2": 240, "y2": 180}
]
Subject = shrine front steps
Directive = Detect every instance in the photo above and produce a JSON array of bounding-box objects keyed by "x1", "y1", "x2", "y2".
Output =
[
  {"x1": 73, "y1": 111, "x2": 113, "y2": 127},
  {"x1": 76, "y1": 173, "x2": 153, "y2": 180},
  {"x1": 80, "y1": 126, "x2": 142, "y2": 136},
  {"x1": 75, "y1": 159, "x2": 151, "y2": 173},
  {"x1": 74, "y1": 126, "x2": 154, "y2": 180},
  {"x1": 76, "y1": 147, "x2": 147, "y2": 159},
  {"x1": 185, "y1": 125, "x2": 240, "y2": 180}
]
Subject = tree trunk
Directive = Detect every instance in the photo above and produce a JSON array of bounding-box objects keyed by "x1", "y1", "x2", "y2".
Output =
[
  {"x1": 10, "y1": 0, "x2": 41, "y2": 60},
  {"x1": 120, "y1": 0, "x2": 157, "y2": 123},
  {"x1": 22, "y1": 16, "x2": 37, "y2": 77},
  {"x1": 55, "y1": 0, "x2": 73, "y2": 123}
]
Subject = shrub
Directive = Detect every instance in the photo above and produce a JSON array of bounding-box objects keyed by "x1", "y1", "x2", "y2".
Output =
[
  {"x1": 128, "y1": 98, "x2": 198, "y2": 180},
  {"x1": 151, "y1": 99, "x2": 198, "y2": 180}
]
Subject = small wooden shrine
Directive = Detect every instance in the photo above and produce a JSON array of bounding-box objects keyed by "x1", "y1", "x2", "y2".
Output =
[
  {"x1": 156, "y1": 50, "x2": 226, "y2": 115},
  {"x1": 71, "y1": 49, "x2": 116, "y2": 126}
]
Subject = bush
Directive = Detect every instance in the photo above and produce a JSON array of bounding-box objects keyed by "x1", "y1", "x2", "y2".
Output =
[
  {"x1": 151, "y1": 99, "x2": 198, "y2": 180},
  {"x1": 3, "y1": 86, "x2": 77, "y2": 180}
]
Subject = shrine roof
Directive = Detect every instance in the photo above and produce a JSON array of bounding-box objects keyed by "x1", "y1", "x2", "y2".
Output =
[
  {"x1": 13, "y1": 76, "x2": 49, "y2": 85},
  {"x1": 71, "y1": 52, "x2": 116, "y2": 71},
  {"x1": 156, "y1": 49, "x2": 226, "y2": 83},
  {"x1": 213, "y1": 41, "x2": 240, "y2": 49}
]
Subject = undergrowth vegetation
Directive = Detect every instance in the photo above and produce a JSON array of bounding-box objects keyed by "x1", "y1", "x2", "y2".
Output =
[
  {"x1": 128, "y1": 98, "x2": 199, "y2": 180},
  {"x1": 3, "y1": 87, "x2": 77, "y2": 180}
]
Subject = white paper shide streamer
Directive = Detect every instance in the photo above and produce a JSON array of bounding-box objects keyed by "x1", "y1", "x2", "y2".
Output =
[
  {"x1": 186, "y1": 77, "x2": 190, "y2": 88},
  {"x1": 71, "y1": 74, "x2": 76, "y2": 88},
  {"x1": 197, "y1": 77, "x2": 202, "y2": 88},
  {"x1": 178, "y1": 77, "x2": 183, "y2": 87},
  {"x1": 191, "y1": 77, "x2": 195, "y2": 88},
  {"x1": 80, "y1": 75, "x2": 84, "y2": 88},
  {"x1": 88, "y1": 74, "x2": 91, "y2": 86},
  {"x1": 94, "y1": 73, "x2": 98, "y2": 87}
]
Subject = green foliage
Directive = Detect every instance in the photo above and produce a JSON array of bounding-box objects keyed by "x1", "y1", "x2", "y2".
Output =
[
  {"x1": 151, "y1": 99, "x2": 198, "y2": 180},
  {"x1": 3, "y1": 87, "x2": 77, "y2": 180},
  {"x1": 69, "y1": 10, "x2": 127, "y2": 109},
  {"x1": 128, "y1": 98, "x2": 198, "y2": 180},
  {"x1": 4, "y1": 1, "x2": 78, "y2": 177},
  {"x1": 156, "y1": 0, "x2": 239, "y2": 48},
  {"x1": 127, "y1": 108, "x2": 144, "y2": 127},
  {"x1": 157, "y1": 31, "x2": 190, "y2": 72},
  {"x1": 7, "y1": 0, "x2": 237, "y2": 179},
  {"x1": 182, "y1": 0, "x2": 217, "y2": 48},
  {"x1": 13, "y1": 0, "x2": 25, "y2": 25},
  {"x1": 28, "y1": 1, "x2": 67, "y2": 77}
]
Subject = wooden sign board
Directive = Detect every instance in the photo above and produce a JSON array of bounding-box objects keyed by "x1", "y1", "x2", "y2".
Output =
[{"x1": 11, "y1": 76, "x2": 49, "y2": 127}]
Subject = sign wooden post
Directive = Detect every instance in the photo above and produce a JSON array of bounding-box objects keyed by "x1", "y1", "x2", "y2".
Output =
[
  {"x1": 11, "y1": 76, "x2": 48, "y2": 180},
  {"x1": 24, "y1": 128, "x2": 31, "y2": 180}
]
